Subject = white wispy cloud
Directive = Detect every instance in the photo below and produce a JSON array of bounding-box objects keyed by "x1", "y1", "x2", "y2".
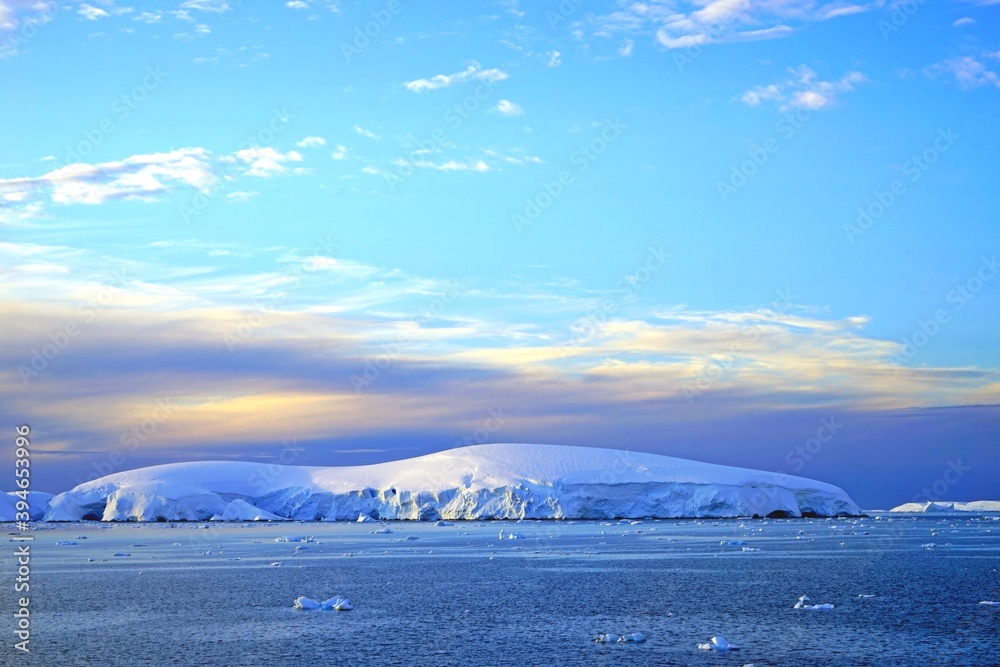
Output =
[
  {"x1": 353, "y1": 125, "x2": 381, "y2": 140},
  {"x1": 925, "y1": 54, "x2": 1000, "y2": 89},
  {"x1": 180, "y1": 0, "x2": 229, "y2": 13},
  {"x1": 495, "y1": 99, "x2": 523, "y2": 116},
  {"x1": 741, "y1": 66, "x2": 866, "y2": 111},
  {"x1": 286, "y1": 0, "x2": 309, "y2": 8},
  {"x1": 330, "y1": 144, "x2": 348, "y2": 160},
  {"x1": 133, "y1": 11, "x2": 162, "y2": 23},
  {"x1": 403, "y1": 61, "x2": 508, "y2": 93},
  {"x1": 233, "y1": 147, "x2": 303, "y2": 177},
  {"x1": 77, "y1": 3, "x2": 110, "y2": 20},
  {"x1": 296, "y1": 136, "x2": 327, "y2": 148}
]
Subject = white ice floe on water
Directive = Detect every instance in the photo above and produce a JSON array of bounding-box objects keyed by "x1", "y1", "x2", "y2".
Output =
[
  {"x1": 593, "y1": 634, "x2": 620, "y2": 643},
  {"x1": 499, "y1": 530, "x2": 525, "y2": 540},
  {"x1": 43, "y1": 443, "x2": 862, "y2": 521},
  {"x1": 697, "y1": 636, "x2": 739, "y2": 651},
  {"x1": 720, "y1": 540, "x2": 745, "y2": 546},
  {"x1": 372, "y1": 528, "x2": 393, "y2": 534},
  {"x1": 356, "y1": 514, "x2": 373, "y2": 522},
  {"x1": 979, "y1": 601, "x2": 1000, "y2": 606},
  {"x1": 594, "y1": 632, "x2": 646, "y2": 644},
  {"x1": 293, "y1": 596, "x2": 320, "y2": 610},
  {"x1": 794, "y1": 595, "x2": 834, "y2": 610},
  {"x1": 275, "y1": 535, "x2": 315, "y2": 543},
  {"x1": 320, "y1": 597, "x2": 353, "y2": 611}
]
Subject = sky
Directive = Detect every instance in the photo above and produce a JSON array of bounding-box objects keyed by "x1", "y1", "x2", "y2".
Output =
[{"x1": 1, "y1": 0, "x2": 998, "y2": 509}]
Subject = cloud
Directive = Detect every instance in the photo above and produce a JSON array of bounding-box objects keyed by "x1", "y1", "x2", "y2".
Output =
[
  {"x1": 133, "y1": 11, "x2": 161, "y2": 23},
  {"x1": 741, "y1": 66, "x2": 866, "y2": 111},
  {"x1": 619, "y1": 40, "x2": 634, "y2": 57},
  {"x1": 0, "y1": 146, "x2": 307, "y2": 215},
  {"x1": 233, "y1": 147, "x2": 303, "y2": 177},
  {"x1": 180, "y1": 0, "x2": 229, "y2": 12},
  {"x1": 353, "y1": 125, "x2": 381, "y2": 140},
  {"x1": 392, "y1": 158, "x2": 490, "y2": 173},
  {"x1": 286, "y1": 0, "x2": 309, "y2": 8},
  {"x1": 925, "y1": 55, "x2": 1000, "y2": 89},
  {"x1": 226, "y1": 190, "x2": 259, "y2": 202},
  {"x1": 330, "y1": 145, "x2": 348, "y2": 160},
  {"x1": 590, "y1": 0, "x2": 874, "y2": 52},
  {"x1": 546, "y1": 50, "x2": 561, "y2": 67},
  {"x1": 296, "y1": 136, "x2": 327, "y2": 148},
  {"x1": 77, "y1": 3, "x2": 109, "y2": 20},
  {"x1": 403, "y1": 61, "x2": 509, "y2": 93},
  {"x1": 495, "y1": 99, "x2": 523, "y2": 116},
  {"x1": 953, "y1": 17, "x2": 976, "y2": 27}
]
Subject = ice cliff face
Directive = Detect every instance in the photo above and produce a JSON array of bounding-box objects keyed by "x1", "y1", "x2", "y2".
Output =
[{"x1": 42, "y1": 443, "x2": 862, "y2": 522}]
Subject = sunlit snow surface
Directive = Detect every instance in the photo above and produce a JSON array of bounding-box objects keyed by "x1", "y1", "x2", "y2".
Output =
[{"x1": 2, "y1": 514, "x2": 999, "y2": 666}]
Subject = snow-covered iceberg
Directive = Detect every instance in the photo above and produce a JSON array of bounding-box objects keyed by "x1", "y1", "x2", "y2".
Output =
[
  {"x1": 0, "y1": 491, "x2": 54, "y2": 521},
  {"x1": 697, "y1": 636, "x2": 739, "y2": 651},
  {"x1": 890, "y1": 500, "x2": 1000, "y2": 514},
  {"x1": 210, "y1": 499, "x2": 285, "y2": 522},
  {"x1": 43, "y1": 443, "x2": 862, "y2": 522}
]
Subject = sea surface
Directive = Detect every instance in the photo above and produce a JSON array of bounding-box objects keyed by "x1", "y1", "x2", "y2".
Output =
[{"x1": 3, "y1": 515, "x2": 999, "y2": 666}]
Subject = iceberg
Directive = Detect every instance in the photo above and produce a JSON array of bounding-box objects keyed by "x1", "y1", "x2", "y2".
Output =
[
  {"x1": 0, "y1": 491, "x2": 55, "y2": 521},
  {"x1": 320, "y1": 597, "x2": 353, "y2": 611},
  {"x1": 889, "y1": 500, "x2": 1000, "y2": 513},
  {"x1": 210, "y1": 499, "x2": 284, "y2": 522},
  {"x1": 698, "y1": 636, "x2": 739, "y2": 651},
  {"x1": 43, "y1": 443, "x2": 862, "y2": 522},
  {"x1": 293, "y1": 596, "x2": 320, "y2": 610},
  {"x1": 794, "y1": 595, "x2": 834, "y2": 610}
]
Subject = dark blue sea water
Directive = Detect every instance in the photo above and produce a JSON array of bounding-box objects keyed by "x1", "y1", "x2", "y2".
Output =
[{"x1": 3, "y1": 515, "x2": 999, "y2": 666}]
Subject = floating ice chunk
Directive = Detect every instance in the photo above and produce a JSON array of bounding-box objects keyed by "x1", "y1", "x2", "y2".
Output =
[
  {"x1": 794, "y1": 595, "x2": 834, "y2": 610},
  {"x1": 618, "y1": 632, "x2": 646, "y2": 643},
  {"x1": 499, "y1": 530, "x2": 525, "y2": 540},
  {"x1": 697, "y1": 636, "x2": 739, "y2": 651},
  {"x1": 434, "y1": 520, "x2": 454, "y2": 527},
  {"x1": 270, "y1": 562, "x2": 281, "y2": 567},
  {"x1": 593, "y1": 633, "x2": 620, "y2": 643},
  {"x1": 293, "y1": 596, "x2": 320, "y2": 610},
  {"x1": 320, "y1": 596, "x2": 353, "y2": 611},
  {"x1": 980, "y1": 601, "x2": 1000, "y2": 606},
  {"x1": 276, "y1": 535, "x2": 314, "y2": 543},
  {"x1": 357, "y1": 514, "x2": 373, "y2": 522},
  {"x1": 56, "y1": 541, "x2": 78, "y2": 546},
  {"x1": 372, "y1": 528, "x2": 393, "y2": 534},
  {"x1": 113, "y1": 552, "x2": 131, "y2": 557},
  {"x1": 741, "y1": 547, "x2": 761, "y2": 552},
  {"x1": 720, "y1": 540, "x2": 745, "y2": 546},
  {"x1": 858, "y1": 594, "x2": 876, "y2": 599}
]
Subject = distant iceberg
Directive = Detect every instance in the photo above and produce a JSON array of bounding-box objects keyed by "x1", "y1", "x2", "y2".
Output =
[
  {"x1": 697, "y1": 636, "x2": 739, "y2": 651},
  {"x1": 42, "y1": 443, "x2": 862, "y2": 522},
  {"x1": 890, "y1": 500, "x2": 1000, "y2": 514}
]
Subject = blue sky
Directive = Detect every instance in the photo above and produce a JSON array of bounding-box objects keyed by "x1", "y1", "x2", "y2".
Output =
[{"x1": 1, "y1": 0, "x2": 998, "y2": 507}]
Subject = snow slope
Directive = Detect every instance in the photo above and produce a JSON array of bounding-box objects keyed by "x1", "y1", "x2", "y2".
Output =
[
  {"x1": 889, "y1": 500, "x2": 1000, "y2": 513},
  {"x1": 43, "y1": 443, "x2": 862, "y2": 522}
]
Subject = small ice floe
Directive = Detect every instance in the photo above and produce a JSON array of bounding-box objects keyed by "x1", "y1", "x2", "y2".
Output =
[
  {"x1": 293, "y1": 596, "x2": 321, "y2": 610},
  {"x1": 357, "y1": 514, "x2": 373, "y2": 523},
  {"x1": 372, "y1": 528, "x2": 393, "y2": 534},
  {"x1": 618, "y1": 632, "x2": 646, "y2": 643},
  {"x1": 921, "y1": 543, "x2": 936, "y2": 549},
  {"x1": 720, "y1": 540, "x2": 745, "y2": 546},
  {"x1": 697, "y1": 636, "x2": 739, "y2": 651},
  {"x1": 794, "y1": 595, "x2": 834, "y2": 610},
  {"x1": 741, "y1": 547, "x2": 761, "y2": 552},
  {"x1": 56, "y1": 541, "x2": 78, "y2": 546},
  {"x1": 979, "y1": 601, "x2": 1000, "y2": 606},
  {"x1": 858, "y1": 594, "x2": 876, "y2": 599},
  {"x1": 270, "y1": 562, "x2": 282, "y2": 567},
  {"x1": 434, "y1": 520, "x2": 454, "y2": 527},
  {"x1": 113, "y1": 552, "x2": 131, "y2": 557},
  {"x1": 499, "y1": 530, "x2": 525, "y2": 540},
  {"x1": 593, "y1": 633, "x2": 620, "y2": 643},
  {"x1": 276, "y1": 535, "x2": 315, "y2": 543},
  {"x1": 320, "y1": 596, "x2": 353, "y2": 611}
]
